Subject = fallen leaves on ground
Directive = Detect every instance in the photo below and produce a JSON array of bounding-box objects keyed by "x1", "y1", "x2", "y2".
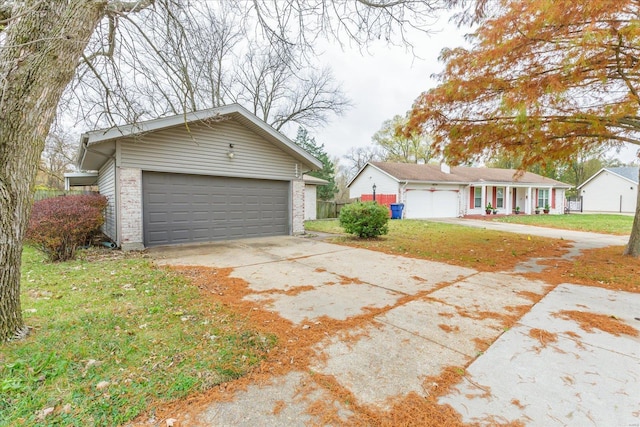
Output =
[
  {"x1": 553, "y1": 311, "x2": 639, "y2": 337},
  {"x1": 526, "y1": 246, "x2": 640, "y2": 294}
]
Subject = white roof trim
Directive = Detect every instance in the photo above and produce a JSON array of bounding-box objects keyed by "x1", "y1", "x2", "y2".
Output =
[
  {"x1": 577, "y1": 168, "x2": 606, "y2": 190},
  {"x1": 63, "y1": 172, "x2": 99, "y2": 190},
  {"x1": 347, "y1": 162, "x2": 400, "y2": 188},
  {"x1": 303, "y1": 175, "x2": 329, "y2": 185}
]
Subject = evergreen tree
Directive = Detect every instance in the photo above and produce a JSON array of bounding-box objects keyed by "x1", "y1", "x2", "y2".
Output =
[{"x1": 294, "y1": 127, "x2": 338, "y2": 201}]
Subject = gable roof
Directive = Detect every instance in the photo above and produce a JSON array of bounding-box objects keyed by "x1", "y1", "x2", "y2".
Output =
[
  {"x1": 577, "y1": 166, "x2": 639, "y2": 189},
  {"x1": 76, "y1": 103, "x2": 322, "y2": 171},
  {"x1": 349, "y1": 162, "x2": 571, "y2": 188}
]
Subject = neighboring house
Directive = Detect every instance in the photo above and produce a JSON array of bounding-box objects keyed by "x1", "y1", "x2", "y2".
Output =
[
  {"x1": 65, "y1": 104, "x2": 322, "y2": 249},
  {"x1": 303, "y1": 175, "x2": 328, "y2": 220},
  {"x1": 348, "y1": 162, "x2": 571, "y2": 219},
  {"x1": 577, "y1": 166, "x2": 639, "y2": 214}
]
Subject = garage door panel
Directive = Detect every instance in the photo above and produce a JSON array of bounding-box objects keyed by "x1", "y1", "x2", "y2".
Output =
[
  {"x1": 405, "y1": 190, "x2": 459, "y2": 219},
  {"x1": 143, "y1": 172, "x2": 289, "y2": 246}
]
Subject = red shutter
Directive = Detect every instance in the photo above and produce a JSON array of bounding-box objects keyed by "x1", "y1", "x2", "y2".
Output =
[
  {"x1": 535, "y1": 189, "x2": 539, "y2": 207},
  {"x1": 492, "y1": 187, "x2": 497, "y2": 208},
  {"x1": 551, "y1": 189, "x2": 556, "y2": 208},
  {"x1": 470, "y1": 186, "x2": 475, "y2": 207}
]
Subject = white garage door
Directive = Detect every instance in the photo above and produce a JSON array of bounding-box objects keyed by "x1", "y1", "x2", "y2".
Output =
[{"x1": 404, "y1": 189, "x2": 459, "y2": 219}]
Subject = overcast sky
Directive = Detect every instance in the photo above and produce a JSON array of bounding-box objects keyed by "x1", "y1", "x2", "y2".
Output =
[
  {"x1": 311, "y1": 20, "x2": 639, "y2": 165},
  {"x1": 312, "y1": 23, "x2": 463, "y2": 160}
]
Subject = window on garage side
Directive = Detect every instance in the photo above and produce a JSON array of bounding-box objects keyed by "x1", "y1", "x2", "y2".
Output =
[
  {"x1": 474, "y1": 187, "x2": 482, "y2": 208},
  {"x1": 537, "y1": 189, "x2": 549, "y2": 208},
  {"x1": 496, "y1": 187, "x2": 504, "y2": 208}
]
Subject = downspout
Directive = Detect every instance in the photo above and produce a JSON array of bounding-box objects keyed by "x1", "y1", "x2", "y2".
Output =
[
  {"x1": 77, "y1": 134, "x2": 89, "y2": 170},
  {"x1": 400, "y1": 181, "x2": 407, "y2": 203},
  {"x1": 397, "y1": 181, "x2": 407, "y2": 218}
]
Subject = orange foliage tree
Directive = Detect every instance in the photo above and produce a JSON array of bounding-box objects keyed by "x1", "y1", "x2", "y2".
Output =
[{"x1": 405, "y1": 0, "x2": 640, "y2": 256}]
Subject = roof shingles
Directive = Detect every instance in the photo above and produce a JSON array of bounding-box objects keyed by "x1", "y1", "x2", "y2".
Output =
[
  {"x1": 606, "y1": 166, "x2": 639, "y2": 184},
  {"x1": 370, "y1": 162, "x2": 571, "y2": 187}
]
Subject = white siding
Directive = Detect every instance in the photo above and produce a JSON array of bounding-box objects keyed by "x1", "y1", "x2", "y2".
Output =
[
  {"x1": 304, "y1": 185, "x2": 317, "y2": 220},
  {"x1": 98, "y1": 158, "x2": 117, "y2": 241},
  {"x1": 552, "y1": 189, "x2": 565, "y2": 214},
  {"x1": 582, "y1": 172, "x2": 637, "y2": 213},
  {"x1": 349, "y1": 165, "x2": 399, "y2": 199},
  {"x1": 119, "y1": 119, "x2": 301, "y2": 181}
]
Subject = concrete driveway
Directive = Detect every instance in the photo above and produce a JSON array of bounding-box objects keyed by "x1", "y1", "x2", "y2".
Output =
[{"x1": 152, "y1": 230, "x2": 640, "y2": 426}]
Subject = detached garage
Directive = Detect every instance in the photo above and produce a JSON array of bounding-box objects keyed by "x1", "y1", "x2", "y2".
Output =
[{"x1": 68, "y1": 104, "x2": 321, "y2": 249}]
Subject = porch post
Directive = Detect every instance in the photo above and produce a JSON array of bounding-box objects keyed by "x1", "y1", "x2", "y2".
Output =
[
  {"x1": 505, "y1": 186, "x2": 511, "y2": 214},
  {"x1": 526, "y1": 187, "x2": 533, "y2": 214},
  {"x1": 481, "y1": 185, "x2": 487, "y2": 213}
]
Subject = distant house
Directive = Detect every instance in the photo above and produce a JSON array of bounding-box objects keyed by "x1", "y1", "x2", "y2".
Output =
[
  {"x1": 348, "y1": 162, "x2": 571, "y2": 218},
  {"x1": 577, "y1": 166, "x2": 639, "y2": 214},
  {"x1": 65, "y1": 104, "x2": 322, "y2": 249}
]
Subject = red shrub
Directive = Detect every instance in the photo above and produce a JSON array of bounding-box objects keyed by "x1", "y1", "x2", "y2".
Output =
[{"x1": 26, "y1": 194, "x2": 108, "y2": 261}]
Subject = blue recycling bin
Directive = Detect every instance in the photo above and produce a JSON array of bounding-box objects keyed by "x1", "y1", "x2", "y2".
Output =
[{"x1": 390, "y1": 203, "x2": 404, "y2": 219}]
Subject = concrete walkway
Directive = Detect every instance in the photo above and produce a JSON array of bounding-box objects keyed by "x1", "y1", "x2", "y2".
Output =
[
  {"x1": 150, "y1": 230, "x2": 640, "y2": 426},
  {"x1": 431, "y1": 217, "x2": 629, "y2": 248}
]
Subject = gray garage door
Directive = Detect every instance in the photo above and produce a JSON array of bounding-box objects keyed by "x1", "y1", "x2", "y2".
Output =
[{"x1": 142, "y1": 172, "x2": 289, "y2": 246}]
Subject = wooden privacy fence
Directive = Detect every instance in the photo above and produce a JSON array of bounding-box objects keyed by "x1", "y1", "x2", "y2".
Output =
[
  {"x1": 317, "y1": 201, "x2": 349, "y2": 219},
  {"x1": 33, "y1": 189, "x2": 95, "y2": 201}
]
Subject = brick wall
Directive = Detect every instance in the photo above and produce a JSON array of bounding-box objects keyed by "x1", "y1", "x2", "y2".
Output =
[
  {"x1": 118, "y1": 167, "x2": 144, "y2": 251},
  {"x1": 292, "y1": 179, "x2": 305, "y2": 234}
]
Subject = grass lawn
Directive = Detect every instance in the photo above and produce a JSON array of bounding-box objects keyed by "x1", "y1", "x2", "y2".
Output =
[
  {"x1": 490, "y1": 213, "x2": 633, "y2": 235},
  {"x1": 1, "y1": 247, "x2": 275, "y2": 426},
  {"x1": 306, "y1": 219, "x2": 640, "y2": 293},
  {"x1": 306, "y1": 219, "x2": 570, "y2": 271}
]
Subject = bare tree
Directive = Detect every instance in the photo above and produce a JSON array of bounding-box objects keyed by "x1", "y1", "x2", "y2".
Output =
[
  {"x1": 0, "y1": 0, "x2": 457, "y2": 342},
  {"x1": 332, "y1": 157, "x2": 352, "y2": 203},
  {"x1": 343, "y1": 145, "x2": 383, "y2": 179},
  {"x1": 39, "y1": 129, "x2": 77, "y2": 190},
  {"x1": 65, "y1": 3, "x2": 350, "y2": 132},
  {"x1": 233, "y1": 46, "x2": 350, "y2": 130}
]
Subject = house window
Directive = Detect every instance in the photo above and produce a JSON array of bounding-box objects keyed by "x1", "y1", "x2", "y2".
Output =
[
  {"x1": 474, "y1": 187, "x2": 482, "y2": 208},
  {"x1": 537, "y1": 189, "x2": 549, "y2": 208},
  {"x1": 496, "y1": 188, "x2": 504, "y2": 208}
]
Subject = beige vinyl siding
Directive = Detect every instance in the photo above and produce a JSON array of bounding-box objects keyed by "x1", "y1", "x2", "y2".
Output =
[
  {"x1": 119, "y1": 119, "x2": 299, "y2": 180},
  {"x1": 98, "y1": 158, "x2": 117, "y2": 241}
]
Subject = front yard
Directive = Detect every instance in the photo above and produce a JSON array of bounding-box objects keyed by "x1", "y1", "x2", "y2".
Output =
[
  {"x1": 306, "y1": 219, "x2": 570, "y2": 271},
  {"x1": 490, "y1": 213, "x2": 633, "y2": 235},
  {"x1": 306, "y1": 219, "x2": 640, "y2": 293},
  {"x1": 3, "y1": 218, "x2": 638, "y2": 425},
  {"x1": 1, "y1": 247, "x2": 275, "y2": 426}
]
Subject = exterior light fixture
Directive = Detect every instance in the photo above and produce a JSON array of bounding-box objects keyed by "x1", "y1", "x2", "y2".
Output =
[
  {"x1": 227, "y1": 143, "x2": 235, "y2": 159},
  {"x1": 372, "y1": 183, "x2": 377, "y2": 202}
]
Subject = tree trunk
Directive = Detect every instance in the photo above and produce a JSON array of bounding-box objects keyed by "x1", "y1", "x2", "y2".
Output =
[
  {"x1": 623, "y1": 166, "x2": 640, "y2": 257},
  {"x1": 0, "y1": 2, "x2": 106, "y2": 342}
]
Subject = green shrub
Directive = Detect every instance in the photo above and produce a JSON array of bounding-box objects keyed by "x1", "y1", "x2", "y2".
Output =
[
  {"x1": 26, "y1": 194, "x2": 108, "y2": 261},
  {"x1": 339, "y1": 201, "x2": 389, "y2": 238}
]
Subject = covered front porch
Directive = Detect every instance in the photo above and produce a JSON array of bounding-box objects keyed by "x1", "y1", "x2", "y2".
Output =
[{"x1": 466, "y1": 184, "x2": 561, "y2": 215}]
